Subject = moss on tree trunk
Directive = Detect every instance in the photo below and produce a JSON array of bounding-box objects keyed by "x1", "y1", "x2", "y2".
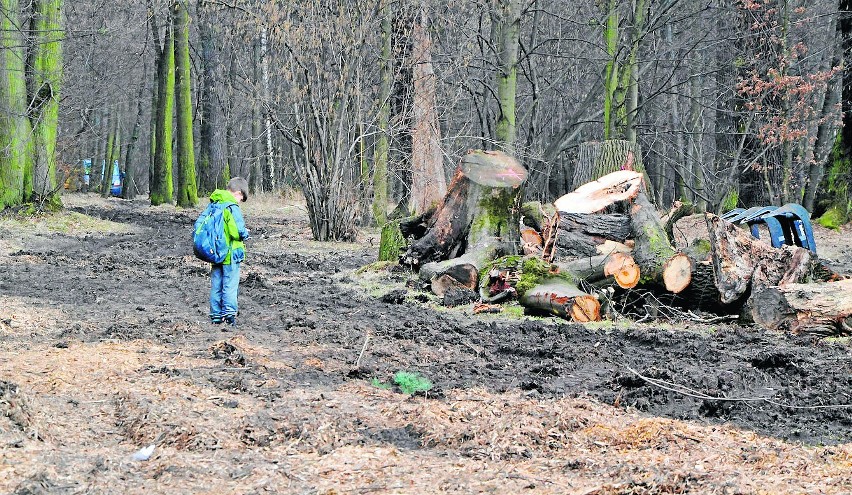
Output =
[
  {"x1": 27, "y1": 0, "x2": 63, "y2": 210},
  {"x1": 174, "y1": 1, "x2": 197, "y2": 208},
  {"x1": 378, "y1": 219, "x2": 407, "y2": 262},
  {"x1": 151, "y1": 20, "x2": 175, "y2": 206},
  {"x1": 0, "y1": 0, "x2": 31, "y2": 208}
]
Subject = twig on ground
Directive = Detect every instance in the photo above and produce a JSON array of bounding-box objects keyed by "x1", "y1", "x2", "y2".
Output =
[{"x1": 355, "y1": 328, "x2": 371, "y2": 368}]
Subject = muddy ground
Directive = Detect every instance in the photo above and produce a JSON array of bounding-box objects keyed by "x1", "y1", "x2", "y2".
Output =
[{"x1": 1, "y1": 193, "x2": 851, "y2": 494}]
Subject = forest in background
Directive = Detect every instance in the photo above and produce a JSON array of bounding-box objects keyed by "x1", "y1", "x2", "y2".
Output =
[{"x1": 2, "y1": 0, "x2": 852, "y2": 241}]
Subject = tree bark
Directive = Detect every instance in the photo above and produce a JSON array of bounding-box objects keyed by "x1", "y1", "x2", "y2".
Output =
[
  {"x1": 0, "y1": 0, "x2": 31, "y2": 208},
  {"x1": 174, "y1": 0, "x2": 197, "y2": 208},
  {"x1": 553, "y1": 212, "x2": 632, "y2": 258},
  {"x1": 372, "y1": 0, "x2": 392, "y2": 225},
  {"x1": 751, "y1": 279, "x2": 852, "y2": 335},
  {"x1": 403, "y1": 150, "x2": 526, "y2": 273},
  {"x1": 409, "y1": 4, "x2": 446, "y2": 215},
  {"x1": 197, "y1": 0, "x2": 228, "y2": 194},
  {"x1": 151, "y1": 14, "x2": 175, "y2": 206},
  {"x1": 27, "y1": 0, "x2": 63, "y2": 209}
]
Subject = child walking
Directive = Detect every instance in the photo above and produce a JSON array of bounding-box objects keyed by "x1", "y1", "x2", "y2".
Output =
[{"x1": 207, "y1": 177, "x2": 250, "y2": 326}]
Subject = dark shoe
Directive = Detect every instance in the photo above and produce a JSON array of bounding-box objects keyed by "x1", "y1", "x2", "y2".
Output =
[
  {"x1": 211, "y1": 316, "x2": 223, "y2": 325},
  {"x1": 224, "y1": 315, "x2": 236, "y2": 327}
]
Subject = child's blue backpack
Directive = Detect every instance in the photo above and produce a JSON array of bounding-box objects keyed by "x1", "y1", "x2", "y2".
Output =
[{"x1": 193, "y1": 203, "x2": 231, "y2": 263}]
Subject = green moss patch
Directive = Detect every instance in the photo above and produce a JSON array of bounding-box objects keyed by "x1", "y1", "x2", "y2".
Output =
[{"x1": 817, "y1": 206, "x2": 847, "y2": 230}]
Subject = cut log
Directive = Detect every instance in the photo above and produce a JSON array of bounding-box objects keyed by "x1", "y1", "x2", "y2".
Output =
[
  {"x1": 552, "y1": 212, "x2": 632, "y2": 260},
  {"x1": 402, "y1": 150, "x2": 527, "y2": 271},
  {"x1": 554, "y1": 170, "x2": 642, "y2": 214},
  {"x1": 751, "y1": 279, "x2": 852, "y2": 335},
  {"x1": 420, "y1": 242, "x2": 499, "y2": 297},
  {"x1": 675, "y1": 260, "x2": 725, "y2": 310},
  {"x1": 603, "y1": 252, "x2": 640, "y2": 289},
  {"x1": 706, "y1": 214, "x2": 817, "y2": 304},
  {"x1": 519, "y1": 278, "x2": 601, "y2": 322},
  {"x1": 557, "y1": 212, "x2": 632, "y2": 241},
  {"x1": 662, "y1": 201, "x2": 696, "y2": 242},
  {"x1": 662, "y1": 253, "x2": 693, "y2": 294},
  {"x1": 629, "y1": 188, "x2": 676, "y2": 282}
]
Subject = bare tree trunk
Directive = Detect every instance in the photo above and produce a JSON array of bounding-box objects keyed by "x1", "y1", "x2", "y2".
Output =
[
  {"x1": 493, "y1": 0, "x2": 521, "y2": 154},
  {"x1": 174, "y1": 0, "x2": 197, "y2": 208},
  {"x1": 804, "y1": 6, "x2": 842, "y2": 212},
  {"x1": 123, "y1": 60, "x2": 148, "y2": 200},
  {"x1": 0, "y1": 0, "x2": 31, "y2": 208},
  {"x1": 250, "y1": 38, "x2": 261, "y2": 193},
  {"x1": 27, "y1": 0, "x2": 64, "y2": 209},
  {"x1": 197, "y1": 0, "x2": 228, "y2": 194},
  {"x1": 409, "y1": 4, "x2": 446, "y2": 215},
  {"x1": 372, "y1": 0, "x2": 392, "y2": 225},
  {"x1": 100, "y1": 109, "x2": 115, "y2": 196},
  {"x1": 150, "y1": 13, "x2": 175, "y2": 206},
  {"x1": 260, "y1": 28, "x2": 275, "y2": 192},
  {"x1": 573, "y1": 140, "x2": 645, "y2": 192}
]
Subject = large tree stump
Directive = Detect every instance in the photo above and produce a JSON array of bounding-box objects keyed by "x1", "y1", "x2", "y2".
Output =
[
  {"x1": 403, "y1": 150, "x2": 526, "y2": 267},
  {"x1": 751, "y1": 279, "x2": 852, "y2": 335},
  {"x1": 573, "y1": 140, "x2": 646, "y2": 192},
  {"x1": 403, "y1": 150, "x2": 527, "y2": 293}
]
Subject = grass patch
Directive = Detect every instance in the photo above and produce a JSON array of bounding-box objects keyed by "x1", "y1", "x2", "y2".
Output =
[
  {"x1": 393, "y1": 371, "x2": 433, "y2": 395},
  {"x1": 370, "y1": 372, "x2": 433, "y2": 395}
]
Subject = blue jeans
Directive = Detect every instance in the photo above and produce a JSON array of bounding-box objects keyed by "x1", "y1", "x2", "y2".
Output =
[{"x1": 210, "y1": 262, "x2": 240, "y2": 320}]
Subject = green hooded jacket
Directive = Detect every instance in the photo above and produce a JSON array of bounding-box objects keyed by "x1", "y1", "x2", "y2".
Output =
[{"x1": 209, "y1": 189, "x2": 249, "y2": 264}]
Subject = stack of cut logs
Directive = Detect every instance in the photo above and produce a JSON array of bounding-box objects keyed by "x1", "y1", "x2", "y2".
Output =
[{"x1": 390, "y1": 150, "x2": 850, "y2": 335}]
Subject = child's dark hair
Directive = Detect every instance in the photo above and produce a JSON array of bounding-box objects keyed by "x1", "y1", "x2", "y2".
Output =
[{"x1": 228, "y1": 177, "x2": 249, "y2": 202}]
